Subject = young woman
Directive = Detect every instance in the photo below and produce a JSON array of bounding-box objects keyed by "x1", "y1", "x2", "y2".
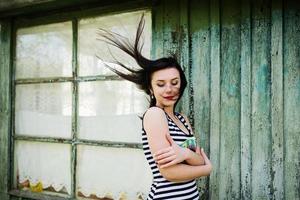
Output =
[{"x1": 98, "y1": 14, "x2": 212, "y2": 200}]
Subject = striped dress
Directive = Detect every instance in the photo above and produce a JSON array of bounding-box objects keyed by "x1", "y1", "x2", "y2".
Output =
[{"x1": 142, "y1": 109, "x2": 200, "y2": 200}]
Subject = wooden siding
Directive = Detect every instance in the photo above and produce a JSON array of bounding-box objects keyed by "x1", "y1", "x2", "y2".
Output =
[
  {"x1": 0, "y1": 19, "x2": 12, "y2": 200},
  {"x1": 0, "y1": 0, "x2": 299, "y2": 199},
  {"x1": 152, "y1": 0, "x2": 299, "y2": 199}
]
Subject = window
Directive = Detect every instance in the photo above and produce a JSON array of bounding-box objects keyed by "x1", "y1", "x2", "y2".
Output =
[{"x1": 13, "y1": 10, "x2": 152, "y2": 200}]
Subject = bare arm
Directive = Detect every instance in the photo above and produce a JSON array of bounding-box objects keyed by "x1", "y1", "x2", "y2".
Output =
[
  {"x1": 159, "y1": 148, "x2": 212, "y2": 182},
  {"x1": 143, "y1": 107, "x2": 211, "y2": 182},
  {"x1": 154, "y1": 113, "x2": 205, "y2": 167}
]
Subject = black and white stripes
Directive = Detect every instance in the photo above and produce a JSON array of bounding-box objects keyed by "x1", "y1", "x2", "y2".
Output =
[{"x1": 142, "y1": 111, "x2": 200, "y2": 200}]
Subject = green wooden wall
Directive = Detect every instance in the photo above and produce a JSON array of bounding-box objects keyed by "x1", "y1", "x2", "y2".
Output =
[
  {"x1": 0, "y1": 0, "x2": 299, "y2": 199},
  {"x1": 152, "y1": 0, "x2": 300, "y2": 199}
]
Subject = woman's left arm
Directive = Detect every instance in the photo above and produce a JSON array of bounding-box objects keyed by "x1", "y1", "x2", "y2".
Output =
[
  {"x1": 154, "y1": 135, "x2": 204, "y2": 168},
  {"x1": 154, "y1": 113, "x2": 205, "y2": 168}
]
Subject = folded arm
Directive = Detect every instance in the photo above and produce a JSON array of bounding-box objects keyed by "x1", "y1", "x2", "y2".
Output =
[{"x1": 143, "y1": 107, "x2": 212, "y2": 182}]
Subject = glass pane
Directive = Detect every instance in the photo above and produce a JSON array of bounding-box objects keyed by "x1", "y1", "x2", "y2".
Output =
[
  {"x1": 76, "y1": 145, "x2": 152, "y2": 200},
  {"x1": 16, "y1": 22, "x2": 72, "y2": 78},
  {"x1": 78, "y1": 10, "x2": 151, "y2": 76},
  {"x1": 78, "y1": 81, "x2": 148, "y2": 143},
  {"x1": 14, "y1": 141, "x2": 71, "y2": 195},
  {"x1": 15, "y1": 83, "x2": 72, "y2": 138}
]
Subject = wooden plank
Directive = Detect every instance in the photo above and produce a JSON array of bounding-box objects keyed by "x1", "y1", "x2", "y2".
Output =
[
  {"x1": 209, "y1": 0, "x2": 221, "y2": 199},
  {"x1": 270, "y1": 0, "x2": 284, "y2": 199},
  {"x1": 190, "y1": 0, "x2": 211, "y2": 198},
  {"x1": 9, "y1": 190, "x2": 70, "y2": 200},
  {"x1": 219, "y1": 0, "x2": 241, "y2": 199},
  {"x1": 0, "y1": 19, "x2": 12, "y2": 200},
  {"x1": 240, "y1": 0, "x2": 252, "y2": 199},
  {"x1": 283, "y1": 1, "x2": 300, "y2": 199},
  {"x1": 151, "y1": 0, "x2": 164, "y2": 59},
  {"x1": 162, "y1": 0, "x2": 179, "y2": 57},
  {"x1": 0, "y1": 0, "x2": 149, "y2": 20},
  {"x1": 70, "y1": 18, "x2": 78, "y2": 199},
  {"x1": 178, "y1": 0, "x2": 191, "y2": 118},
  {"x1": 251, "y1": 0, "x2": 272, "y2": 198}
]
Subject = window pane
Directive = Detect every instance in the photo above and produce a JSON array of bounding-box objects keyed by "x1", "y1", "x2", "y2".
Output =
[
  {"x1": 78, "y1": 10, "x2": 151, "y2": 76},
  {"x1": 16, "y1": 22, "x2": 72, "y2": 78},
  {"x1": 78, "y1": 81, "x2": 148, "y2": 143},
  {"x1": 76, "y1": 145, "x2": 152, "y2": 200},
  {"x1": 14, "y1": 141, "x2": 71, "y2": 195},
  {"x1": 15, "y1": 83, "x2": 72, "y2": 138}
]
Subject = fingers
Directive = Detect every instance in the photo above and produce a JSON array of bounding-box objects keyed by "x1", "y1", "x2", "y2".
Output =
[
  {"x1": 154, "y1": 147, "x2": 172, "y2": 158},
  {"x1": 200, "y1": 148, "x2": 211, "y2": 165},
  {"x1": 159, "y1": 159, "x2": 177, "y2": 169},
  {"x1": 196, "y1": 146, "x2": 201, "y2": 155},
  {"x1": 154, "y1": 151, "x2": 174, "y2": 162},
  {"x1": 157, "y1": 155, "x2": 176, "y2": 165}
]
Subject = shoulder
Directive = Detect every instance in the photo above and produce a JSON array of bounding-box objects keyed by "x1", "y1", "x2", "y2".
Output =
[{"x1": 143, "y1": 107, "x2": 165, "y2": 120}]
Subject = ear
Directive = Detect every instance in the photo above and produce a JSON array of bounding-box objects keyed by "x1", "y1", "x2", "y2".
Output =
[{"x1": 149, "y1": 88, "x2": 153, "y2": 95}]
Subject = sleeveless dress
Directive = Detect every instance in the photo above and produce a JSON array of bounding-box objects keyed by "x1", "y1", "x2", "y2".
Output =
[{"x1": 142, "y1": 108, "x2": 200, "y2": 200}]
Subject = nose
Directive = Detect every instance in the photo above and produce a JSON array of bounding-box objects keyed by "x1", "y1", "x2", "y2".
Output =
[{"x1": 165, "y1": 84, "x2": 172, "y2": 93}]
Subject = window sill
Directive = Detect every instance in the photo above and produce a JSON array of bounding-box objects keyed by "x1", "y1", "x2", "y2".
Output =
[{"x1": 9, "y1": 189, "x2": 71, "y2": 200}]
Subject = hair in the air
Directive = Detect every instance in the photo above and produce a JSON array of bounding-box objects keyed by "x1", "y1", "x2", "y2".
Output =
[{"x1": 97, "y1": 13, "x2": 187, "y2": 108}]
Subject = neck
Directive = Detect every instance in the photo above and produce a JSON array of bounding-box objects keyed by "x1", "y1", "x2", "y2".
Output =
[{"x1": 155, "y1": 104, "x2": 175, "y2": 117}]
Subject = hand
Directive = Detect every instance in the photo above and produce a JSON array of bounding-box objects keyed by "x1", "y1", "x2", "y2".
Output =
[
  {"x1": 200, "y1": 148, "x2": 213, "y2": 174},
  {"x1": 195, "y1": 146, "x2": 201, "y2": 155},
  {"x1": 153, "y1": 134, "x2": 189, "y2": 169}
]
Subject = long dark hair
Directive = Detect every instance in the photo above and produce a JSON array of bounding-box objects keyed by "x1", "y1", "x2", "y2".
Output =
[{"x1": 97, "y1": 13, "x2": 187, "y2": 109}]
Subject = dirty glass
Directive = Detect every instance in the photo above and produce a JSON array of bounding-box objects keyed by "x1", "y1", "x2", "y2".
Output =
[
  {"x1": 14, "y1": 141, "x2": 71, "y2": 195},
  {"x1": 78, "y1": 10, "x2": 151, "y2": 76},
  {"x1": 76, "y1": 145, "x2": 152, "y2": 200},
  {"x1": 16, "y1": 22, "x2": 72, "y2": 78},
  {"x1": 15, "y1": 83, "x2": 72, "y2": 138},
  {"x1": 78, "y1": 80, "x2": 148, "y2": 143}
]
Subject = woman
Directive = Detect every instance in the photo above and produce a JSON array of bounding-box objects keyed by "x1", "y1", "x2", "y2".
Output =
[{"x1": 98, "y1": 14, "x2": 212, "y2": 200}]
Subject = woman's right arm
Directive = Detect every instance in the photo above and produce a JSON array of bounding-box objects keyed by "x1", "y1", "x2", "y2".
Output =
[
  {"x1": 159, "y1": 149, "x2": 212, "y2": 182},
  {"x1": 143, "y1": 107, "x2": 212, "y2": 182}
]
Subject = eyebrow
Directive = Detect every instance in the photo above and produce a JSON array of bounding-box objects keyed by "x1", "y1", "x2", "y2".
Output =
[{"x1": 156, "y1": 77, "x2": 179, "y2": 82}]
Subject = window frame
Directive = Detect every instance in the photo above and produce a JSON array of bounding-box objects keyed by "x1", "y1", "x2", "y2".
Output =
[{"x1": 6, "y1": 2, "x2": 153, "y2": 200}]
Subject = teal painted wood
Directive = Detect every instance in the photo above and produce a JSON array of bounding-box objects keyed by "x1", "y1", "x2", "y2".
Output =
[
  {"x1": 252, "y1": 0, "x2": 272, "y2": 199},
  {"x1": 151, "y1": 1, "x2": 164, "y2": 59},
  {"x1": 0, "y1": 19, "x2": 12, "y2": 200},
  {"x1": 162, "y1": 0, "x2": 179, "y2": 57},
  {"x1": 209, "y1": 0, "x2": 221, "y2": 199},
  {"x1": 240, "y1": 0, "x2": 252, "y2": 199},
  {"x1": 283, "y1": 1, "x2": 300, "y2": 199},
  {"x1": 189, "y1": 0, "x2": 211, "y2": 199},
  {"x1": 271, "y1": 0, "x2": 284, "y2": 199},
  {"x1": 219, "y1": 0, "x2": 241, "y2": 199},
  {"x1": 178, "y1": 0, "x2": 191, "y2": 120}
]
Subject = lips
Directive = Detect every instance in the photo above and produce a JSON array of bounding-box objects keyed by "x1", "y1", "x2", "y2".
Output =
[{"x1": 164, "y1": 96, "x2": 176, "y2": 100}]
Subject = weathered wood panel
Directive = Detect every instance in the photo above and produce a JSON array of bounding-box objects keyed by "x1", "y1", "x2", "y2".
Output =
[
  {"x1": 240, "y1": 0, "x2": 252, "y2": 199},
  {"x1": 0, "y1": 19, "x2": 12, "y2": 200},
  {"x1": 283, "y1": 1, "x2": 300, "y2": 200},
  {"x1": 190, "y1": 1, "x2": 211, "y2": 199},
  {"x1": 209, "y1": 0, "x2": 221, "y2": 199},
  {"x1": 219, "y1": 0, "x2": 241, "y2": 199},
  {"x1": 251, "y1": 0, "x2": 272, "y2": 199},
  {"x1": 271, "y1": 0, "x2": 284, "y2": 199}
]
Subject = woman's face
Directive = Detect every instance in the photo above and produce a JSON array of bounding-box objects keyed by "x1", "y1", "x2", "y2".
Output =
[{"x1": 150, "y1": 67, "x2": 181, "y2": 108}]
